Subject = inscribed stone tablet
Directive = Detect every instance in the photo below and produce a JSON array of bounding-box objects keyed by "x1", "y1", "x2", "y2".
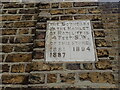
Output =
[{"x1": 45, "y1": 20, "x2": 96, "y2": 62}]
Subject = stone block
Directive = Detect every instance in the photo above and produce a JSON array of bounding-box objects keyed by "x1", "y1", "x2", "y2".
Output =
[
  {"x1": 2, "y1": 75, "x2": 28, "y2": 84},
  {"x1": 2, "y1": 45, "x2": 14, "y2": 53},
  {"x1": 29, "y1": 73, "x2": 45, "y2": 84},
  {"x1": 95, "y1": 60, "x2": 112, "y2": 69},
  {"x1": 50, "y1": 9, "x2": 63, "y2": 15},
  {"x1": 60, "y1": 2, "x2": 73, "y2": 8},
  {"x1": 60, "y1": 73, "x2": 75, "y2": 84},
  {"x1": 66, "y1": 63, "x2": 80, "y2": 70},
  {"x1": 11, "y1": 64, "x2": 25, "y2": 73},
  {"x1": 6, "y1": 54, "x2": 32, "y2": 62},
  {"x1": 47, "y1": 74, "x2": 57, "y2": 83}
]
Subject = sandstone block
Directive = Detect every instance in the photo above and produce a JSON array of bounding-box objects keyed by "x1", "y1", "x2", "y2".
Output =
[
  {"x1": 11, "y1": 64, "x2": 25, "y2": 73},
  {"x1": 2, "y1": 75, "x2": 28, "y2": 84},
  {"x1": 47, "y1": 74, "x2": 57, "y2": 83},
  {"x1": 95, "y1": 60, "x2": 112, "y2": 69},
  {"x1": 6, "y1": 54, "x2": 32, "y2": 62},
  {"x1": 29, "y1": 73, "x2": 45, "y2": 84},
  {"x1": 60, "y1": 73, "x2": 75, "y2": 84}
]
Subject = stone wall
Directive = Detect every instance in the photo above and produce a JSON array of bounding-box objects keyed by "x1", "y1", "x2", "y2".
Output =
[{"x1": 1, "y1": 2, "x2": 119, "y2": 89}]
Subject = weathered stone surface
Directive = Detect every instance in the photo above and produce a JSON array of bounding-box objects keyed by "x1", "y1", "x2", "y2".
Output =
[
  {"x1": 38, "y1": 17, "x2": 50, "y2": 22},
  {"x1": 18, "y1": 29, "x2": 29, "y2": 34},
  {"x1": 93, "y1": 22, "x2": 104, "y2": 29},
  {"x1": 4, "y1": 3, "x2": 23, "y2": 8},
  {"x1": 88, "y1": 7, "x2": 101, "y2": 14},
  {"x1": 6, "y1": 54, "x2": 32, "y2": 62},
  {"x1": 15, "y1": 36, "x2": 33, "y2": 43},
  {"x1": 102, "y1": 72, "x2": 115, "y2": 84},
  {"x1": 94, "y1": 31, "x2": 105, "y2": 37},
  {"x1": 36, "y1": 23, "x2": 46, "y2": 29},
  {"x1": 61, "y1": 16, "x2": 73, "y2": 20},
  {"x1": 60, "y1": 2, "x2": 73, "y2": 8},
  {"x1": 2, "y1": 29, "x2": 16, "y2": 35},
  {"x1": 8, "y1": 10, "x2": 17, "y2": 14},
  {"x1": 74, "y1": 2, "x2": 98, "y2": 7},
  {"x1": 88, "y1": 72, "x2": 115, "y2": 83},
  {"x1": 51, "y1": 16, "x2": 59, "y2": 20},
  {"x1": 14, "y1": 45, "x2": 33, "y2": 52},
  {"x1": 35, "y1": 41, "x2": 45, "y2": 48},
  {"x1": 3, "y1": 22, "x2": 14, "y2": 28},
  {"x1": 95, "y1": 39, "x2": 108, "y2": 47},
  {"x1": 25, "y1": 3, "x2": 35, "y2": 8},
  {"x1": 2, "y1": 15, "x2": 21, "y2": 21},
  {"x1": 0, "y1": 54, "x2": 4, "y2": 62},
  {"x1": 19, "y1": 9, "x2": 36, "y2": 14},
  {"x1": 2, "y1": 37, "x2": 9, "y2": 43},
  {"x1": 2, "y1": 75, "x2": 28, "y2": 84},
  {"x1": 51, "y1": 3, "x2": 59, "y2": 8},
  {"x1": 4, "y1": 21, "x2": 35, "y2": 28},
  {"x1": 29, "y1": 74, "x2": 45, "y2": 84},
  {"x1": 31, "y1": 62, "x2": 63, "y2": 71},
  {"x1": 31, "y1": 62, "x2": 50, "y2": 71},
  {"x1": 79, "y1": 73, "x2": 89, "y2": 80},
  {"x1": 25, "y1": 64, "x2": 31, "y2": 73},
  {"x1": 88, "y1": 72, "x2": 106, "y2": 83},
  {"x1": 60, "y1": 73, "x2": 75, "y2": 84},
  {"x1": 34, "y1": 51, "x2": 44, "y2": 59},
  {"x1": 97, "y1": 49, "x2": 109, "y2": 57},
  {"x1": 11, "y1": 64, "x2": 25, "y2": 73},
  {"x1": 50, "y1": 10, "x2": 63, "y2": 15},
  {"x1": 2, "y1": 64, "x2": 10, "y2": 72},
  {"x1": 65, "y1": 9, "x2": 78, "y2": 14},
  {"x1": 9, "y1": 37, "x2": 15, "y2": 43},
  {"x1": 47, "y1": 74, "x2": 57, "y2": 83},
  {"x1": 21, "y1": 15, "x2": 33, "y2": 20},
  {"x1": 83, "y1": 63, "x2": 93, "y2": 70},
  {"x1": 36, "y1": 32, "x2": 46, "y2": 39},
  {"x1": 74, "y1": 15, "x2": 102, "y2": 21},
  {"x1": 79, "y1": 72, "x2": 115, "y2": 83},
  {"x1": 66, "y1": 63, "x2": 80, "y2": 70},
  {"x1": 14, "y1": 21, "x2": 35, "y2": 28},
  {"x1": 37, "y1": 3, "x2": 50, "y2": 9},
  {"x1": 95, "y1": 60, "x2": 112, "y2": 69},
  {"x1": 2, "y1": 45, "x2": 14, "y2": 53},
  {"x1": 49, "y1": 63, "x2": 63, "y2": 70},
  {"x1": 77, "y1": 8, "x2": 88, "y2": 14}
]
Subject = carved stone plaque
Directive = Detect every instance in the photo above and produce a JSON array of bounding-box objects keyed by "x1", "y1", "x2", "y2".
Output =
[{"x1": 45, "y1": 20, "x2": 96, "y2": 62}]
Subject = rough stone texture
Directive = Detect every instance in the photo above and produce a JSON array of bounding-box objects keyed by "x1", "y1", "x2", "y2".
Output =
[
  {"x1": 79, "y1": 73, "x2": 89, "y2": 80},
  {"x1": 50, "y1": 9, "x2": 63, "y2": 15},
  {"x1": 31, "y1": 62, "x2": 51, "y2": 71},
  {"x1": 83, "y1": 63, "x2": 93, "y2": 70},
  {"x1": 2, "y1": 29, "x2": 17, "y2": 35},
  {"x1": 47, "y1": 74, "x2": 57, "y2": 83},
  {"x1": 2, "y1": 75, "x2": 28, "y2": 84},
  {"x1": 88, "y1": 72, "x2": 115, "y2": 84},
  {"x1": 79, "y1": 72, "x2": 115, "y2": 84},
  {"x1": 97, "y1": 49, "x2": 109, "y2": 57},
  {"x1": 2, "y1": 45, "x2": 14, "y2": 53},
  {"x1": 66, "y1": 63, "x2": 80, "y2": 70},
  {"x1": 60, "y1": 73, "x2": 75, "y2": 84},
  {"x1": 31, "y1": 62, "x2": 63, "y2": 71},
  {"x1": 11, "y1": 64, "x2": 25, "y2": 73},
  {"x1": 1, "y1": 2, "x2": 119, "y2": 89},
  {"x1": 94, "y1": 31, "x2": 105, "y2": 37},
  {"x1": 6, "y1": 54, "x2": 32, "y2": 62},
  {"x1": 2, "y1": 64, "x2": 10, "y2": 72},
  {"x1": 95, "y1": 60, "x2": 112, "y2": 70},
  {"x1": 29, "y1": 74, "x2": 45, "y2": 84},
  {"x1": 60, "y1": 2, "x2": 73, "y2": 8}
]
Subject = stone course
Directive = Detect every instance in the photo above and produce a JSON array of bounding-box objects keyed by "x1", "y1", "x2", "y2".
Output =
[{"x1": 1, "y1": 2, "x2": 119, "y2": 89}]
